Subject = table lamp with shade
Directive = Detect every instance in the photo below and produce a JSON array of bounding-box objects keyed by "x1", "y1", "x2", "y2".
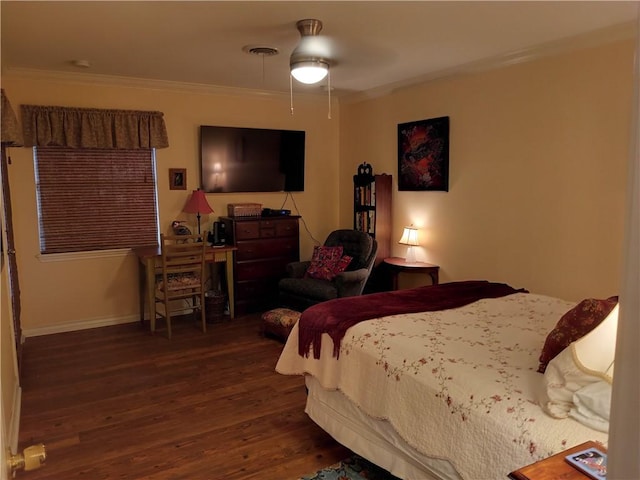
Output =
[
  {"x1": 573, "y1": 303, "x2": 618, "y2": 377},
  {"x1": 399, "y1": 225, "x2": 419, "y2": 263},
  {"x1": 182, "y1": 189, "x2": 214, "y2": 239}
]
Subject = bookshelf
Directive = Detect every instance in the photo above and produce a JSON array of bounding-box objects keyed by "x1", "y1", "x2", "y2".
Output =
[{"x1": 353, "y1": 163, "x2": 392, "y2": 291}]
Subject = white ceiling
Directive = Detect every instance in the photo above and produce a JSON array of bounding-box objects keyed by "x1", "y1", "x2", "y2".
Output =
[{"x1": 1, "y1": 1, "x2": 637, "y2": 99}]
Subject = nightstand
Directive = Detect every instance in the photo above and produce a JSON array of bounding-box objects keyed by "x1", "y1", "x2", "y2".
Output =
[
  {"x1": 383, "y1": 257, "x2": 440, "y2": 290},
  {"x1": 508, "y1": 441, "x2": 607, "y2": 480}
]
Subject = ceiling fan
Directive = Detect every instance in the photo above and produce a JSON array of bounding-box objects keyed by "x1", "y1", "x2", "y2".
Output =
[
  {"x1": 289, "y1": 19, "x2": 332, "y2": 85},
  {"x1": 242, "y1": 18, "x2": 335, "y2": 117}
]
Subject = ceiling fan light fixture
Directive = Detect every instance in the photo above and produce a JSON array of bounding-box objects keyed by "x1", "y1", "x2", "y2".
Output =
[
  {"x1": 290, "y1": 60, "x2": 329, "y2": 84},
  {"x1": 290, "y1": 18, "x2": 330, "y2": 85},
  {"x1": 288, "y1": 18, "x2": 333, "y2": 118}
]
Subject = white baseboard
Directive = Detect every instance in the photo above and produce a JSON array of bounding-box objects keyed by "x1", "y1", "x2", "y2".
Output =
[{"x1": 22, "y1": 314, "x2": 140, "y2": 337}]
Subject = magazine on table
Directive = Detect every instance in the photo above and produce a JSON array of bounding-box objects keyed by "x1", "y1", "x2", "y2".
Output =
[{"x1": 565, "y1": 447, "x2": 607, "y2": 479}]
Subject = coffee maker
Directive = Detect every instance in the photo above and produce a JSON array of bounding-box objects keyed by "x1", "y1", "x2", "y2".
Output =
[{"x1": 208, "y1": 221, "x2": 226, "y2": 246}]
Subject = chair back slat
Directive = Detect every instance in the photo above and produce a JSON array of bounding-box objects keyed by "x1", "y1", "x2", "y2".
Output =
[
  {"x1": 160, "y1": 236, "x2": 206, "y2": 270},
  {"x1": 154, "y1": 234, "x2": 208, "y2": 338}
]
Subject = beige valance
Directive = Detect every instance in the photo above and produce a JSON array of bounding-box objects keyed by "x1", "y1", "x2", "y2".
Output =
[
  {"x1": 20, "y1": 105, "x2": 169, "y2": 149},
  {"x1": 1, "y1": 89, "x2": 24, "y2": 146}
]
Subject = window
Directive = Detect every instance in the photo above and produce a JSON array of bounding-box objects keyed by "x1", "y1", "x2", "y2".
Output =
[{"x1": 34, "y1": 147, "x2": 159, "y2": 254}]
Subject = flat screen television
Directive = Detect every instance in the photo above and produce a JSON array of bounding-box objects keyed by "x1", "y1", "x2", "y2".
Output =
[{"x1": 200, "y1": 125, "x2": 305, "y2": 193}]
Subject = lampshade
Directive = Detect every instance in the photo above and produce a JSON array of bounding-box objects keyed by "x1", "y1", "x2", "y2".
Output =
[
  {"x1": 399, "y1": 226, "x2": 419, "y2": 263},
  {"x1": 398, "y1": 226, "x2": 419, "y2": 246},
  {"x1": 290, "y1": 60, "x2": 329, "y2": 84},
  {"x1": 574, "y1": 303, "x2": 619, "y2": 377},
  {"x1": 183, "y1": 189, "x2": 214, "y2": 215},
  {"x1": 182, "y1": 189, "x2": 214, "y2": 237}
]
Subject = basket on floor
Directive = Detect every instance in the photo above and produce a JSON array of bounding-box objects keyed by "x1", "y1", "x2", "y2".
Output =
[{"x1": 205, "y1": 290, "x2": 226, "y2": 323}]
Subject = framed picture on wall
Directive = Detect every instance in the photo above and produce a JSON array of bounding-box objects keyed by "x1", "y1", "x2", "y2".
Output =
[
  {"x1": 397, "y1": 116, "x2": 449, "y2": 191},
  {"x1": 169, "y1": 168, "x2": 186, "y2": 190}
]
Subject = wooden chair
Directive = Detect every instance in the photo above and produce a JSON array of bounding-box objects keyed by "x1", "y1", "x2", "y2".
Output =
[{"x1": 154, "y1": 234, "x2": 207, "y2": 339}]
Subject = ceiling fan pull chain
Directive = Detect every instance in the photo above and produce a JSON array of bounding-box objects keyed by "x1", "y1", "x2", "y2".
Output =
[
  {"x1": 327, "y1": 71, "x2": 332, "y2": 120},
  {"x1": 289, "y1": 74, "x2": 294, "y2": 115}
]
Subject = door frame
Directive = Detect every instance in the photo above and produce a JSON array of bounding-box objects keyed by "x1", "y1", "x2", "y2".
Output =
[{"x1": 0, "y1": 144, "x2": 23, "y2": 475}]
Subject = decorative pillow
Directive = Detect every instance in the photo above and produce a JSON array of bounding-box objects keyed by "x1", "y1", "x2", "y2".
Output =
[
  {"x1": 305, "y1": 246, "x2": 344, "y2": 280},
  {"x1": 332, "y1": 255, "x2": 353, "y2": 276},
  {"x1": 539, "y1": 343, "x2": 612, "y2": 420},
  {"x1": 537, "y1": 296, "x2": 618, "y2": 373}
]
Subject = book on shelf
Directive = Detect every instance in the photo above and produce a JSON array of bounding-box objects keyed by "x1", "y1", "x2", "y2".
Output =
[
  {"x1": 356, "y1": 185, "x2": 369, "y2": 206},
  {"x1": 371, "y1": 180, "x2": 376, "y2": 206},
  {"x1": 565, "y1": 447, "x2": 607, "y2": 479}
]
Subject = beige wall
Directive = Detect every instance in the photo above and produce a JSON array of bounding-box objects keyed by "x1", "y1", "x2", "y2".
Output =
[
  {"x1": 340, "y1": 39, "x2": 634, "y2": 301},
  {"x1": 0, "y1": 36, "x2": 634, "y2": 335},
  {"x1": 0, "y1": 77, "x2": 340, "y2": 333}
]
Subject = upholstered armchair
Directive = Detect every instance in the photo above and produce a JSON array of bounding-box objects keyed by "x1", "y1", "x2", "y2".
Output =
[{"x1": 278, "y1": 229, "x2": 377, "y2": 312}]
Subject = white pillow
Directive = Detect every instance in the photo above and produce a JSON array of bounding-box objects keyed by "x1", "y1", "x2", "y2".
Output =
[
  {"x1": 538, "y1": 343, "x2": 612, "y2": 419},
  {"x1": 569, "y1": 381, "x2": 612, "y2": 432}
]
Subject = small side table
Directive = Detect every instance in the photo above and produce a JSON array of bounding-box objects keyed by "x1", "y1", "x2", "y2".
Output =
[
  {"x1": 383, "y1": 257, "x2": 440, "y2": 290},
  {"x1": 508, "y1": 441, "x2": 607, "y2": 480}
]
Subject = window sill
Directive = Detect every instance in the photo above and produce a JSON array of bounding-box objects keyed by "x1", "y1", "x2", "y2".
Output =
[{"x1": 37, "y1": 248, "x2": 133, "y2": 262}]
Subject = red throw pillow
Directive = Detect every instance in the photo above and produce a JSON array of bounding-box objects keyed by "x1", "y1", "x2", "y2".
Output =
[
  {"x1": 537, "y1": 296, "x2": 618, "y2": 373},
  {"x1": 332, "y1": 255, "x2": 353, "y2": 276},
  {"x1": 305, "y1": 246, "x2": 344, "y2": 280}
]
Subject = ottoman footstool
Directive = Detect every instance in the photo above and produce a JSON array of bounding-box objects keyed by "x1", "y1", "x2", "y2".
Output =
[{"x1": 261, "y1": 308, "x2": 301, "y2": 342}]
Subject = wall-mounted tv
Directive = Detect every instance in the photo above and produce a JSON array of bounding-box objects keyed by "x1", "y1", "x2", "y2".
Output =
[{"x1": 200, "y1": 125, "x2": 305, "y2": 193}]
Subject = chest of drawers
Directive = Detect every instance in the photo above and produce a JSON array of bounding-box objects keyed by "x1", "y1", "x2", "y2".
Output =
[{"x1": 221, "y1": 216, "x2": 300, "y2": 316}]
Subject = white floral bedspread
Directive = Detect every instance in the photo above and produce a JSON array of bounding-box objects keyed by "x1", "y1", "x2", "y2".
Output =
[{"x1": 276, "y1": 293, "x2": 608, "y2": 479}]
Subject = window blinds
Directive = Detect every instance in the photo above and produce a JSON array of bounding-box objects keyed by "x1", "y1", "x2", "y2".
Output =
[{"x1": 35, "y1": 147, "x2": 159, "y2": 254}]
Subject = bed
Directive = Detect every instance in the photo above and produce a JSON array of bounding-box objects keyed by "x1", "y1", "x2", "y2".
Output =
[{"x1": 275, "y1": 281, "x2": 610, "y2": 479}]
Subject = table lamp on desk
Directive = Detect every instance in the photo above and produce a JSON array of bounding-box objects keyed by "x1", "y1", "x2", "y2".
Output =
[{"x1": 183, "y1": 189, "x2": 214, "y2": 240}]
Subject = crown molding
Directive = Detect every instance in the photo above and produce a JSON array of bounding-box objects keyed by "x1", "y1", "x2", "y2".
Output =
[
  {"x1": 0, "y1": 66, "x2": 329, "y2": 103},
  {"x1": 341, "y1": 20, "x2": 637, "y2": 104}
]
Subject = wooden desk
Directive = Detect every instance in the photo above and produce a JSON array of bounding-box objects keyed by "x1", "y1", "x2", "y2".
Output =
[
  {"x1": 508, "y1": 441, "x2": 607, "y2": 480},
  {"x1": 133, "y1": 245, "x2": 237, "y2": 331},
  {"x1": 383, "y1": 257, "x2": 440, "y2": 290}
]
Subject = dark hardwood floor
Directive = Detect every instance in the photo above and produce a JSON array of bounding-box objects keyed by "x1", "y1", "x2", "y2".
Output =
[{"x1": 18, "y1": 314, "x2": 351, "y2": 479}]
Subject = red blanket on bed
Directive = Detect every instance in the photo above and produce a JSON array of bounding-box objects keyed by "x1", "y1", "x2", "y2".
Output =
[{"x1": 298, "y1": 280, "x2": 527, "y2": 359}]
